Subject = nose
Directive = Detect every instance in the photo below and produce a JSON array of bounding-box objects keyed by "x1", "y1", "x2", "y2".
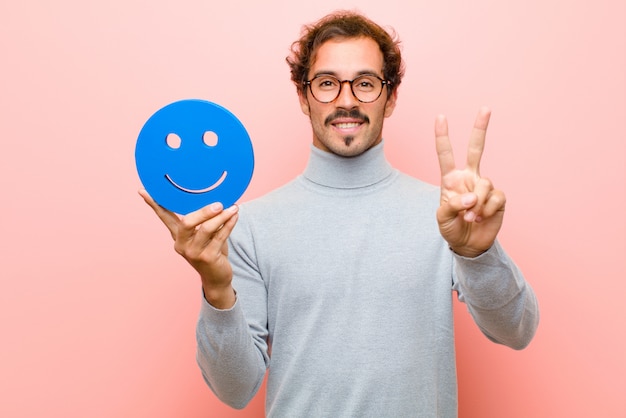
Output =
[{"x1": 335, "y1": 80, "x2": 359, "y2": 109}]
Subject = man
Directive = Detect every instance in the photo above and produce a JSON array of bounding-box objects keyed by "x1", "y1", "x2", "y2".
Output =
[{"x1": 140, "y1": 11, "x2": 539, "y2": 417}]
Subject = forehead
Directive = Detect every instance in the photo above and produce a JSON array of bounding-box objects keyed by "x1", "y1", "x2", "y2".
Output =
[{"x1": 309, "y1": 37, "x2": 384, "y2": 77}]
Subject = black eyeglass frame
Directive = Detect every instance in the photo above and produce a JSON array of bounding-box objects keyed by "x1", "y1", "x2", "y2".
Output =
[{"x1": 303, "y1": 74, "x2": 393, "y2": 104}]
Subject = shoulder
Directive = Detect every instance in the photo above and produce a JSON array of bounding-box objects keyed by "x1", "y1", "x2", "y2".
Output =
[
  {"x1": 240, "y1": 177, "x2": 304, "y2": 212},
  {"x1": 395, "y1": 171, "x2": 439, "y2": 193},
  {"x1": 385, "y1": 170, "x2": 440, "y2": 209},
  {"x1": 234, "y1": 177, "x2": 307, "y2": 231}
]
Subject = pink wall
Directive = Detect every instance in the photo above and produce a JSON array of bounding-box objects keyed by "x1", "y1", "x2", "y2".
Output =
[{"x1": 1, "y1": 1, "x2": 624, "y2": 416}]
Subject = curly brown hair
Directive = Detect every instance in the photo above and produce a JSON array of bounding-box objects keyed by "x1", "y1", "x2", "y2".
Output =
[{"x1": 286, "y1": 11, "x2": 405, "y2": 97}]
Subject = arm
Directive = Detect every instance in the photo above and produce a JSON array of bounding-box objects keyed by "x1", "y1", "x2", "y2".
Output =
[
  {"x1": 139, "y1": 190, "x2": 267, "y2": 408},
  {"x1": 196, "y1": 209, "x2": 270, "y2": 408},
  {"x1": 196, "y1": 296, "x2": 268, "y2": 408},
  {"x1": 452, "y1": 241, "x2": 539, "y2": 349},
  {"x1": 434, "y1": 108, "x2": 539, "y2": 348}
]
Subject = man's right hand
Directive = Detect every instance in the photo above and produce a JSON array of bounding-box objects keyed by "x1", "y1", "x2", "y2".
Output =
[{"x1": 139, "y1": 189, "x2": 239, "y2": 309}]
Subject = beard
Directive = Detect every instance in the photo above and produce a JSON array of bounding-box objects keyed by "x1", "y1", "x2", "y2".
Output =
[
  {"x1": 308, "y1": 105, "x2": 386, "y2": 157},
  {"x1": 325, "y1": 109, "x2": 368, "y2": 149}
]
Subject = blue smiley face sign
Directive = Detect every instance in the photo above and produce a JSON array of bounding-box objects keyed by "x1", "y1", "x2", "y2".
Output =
[{"x1": 135, "y1": 99, "x2": 254, "y2": 214}]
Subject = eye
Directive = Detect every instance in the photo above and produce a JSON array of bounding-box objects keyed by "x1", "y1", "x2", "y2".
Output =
[
  {"x1": 166, "y1": 133, "x2": 181, "y2": 149},
  {"x1": 354, "y1": 77, "x2": 376, "y2": 91},
  {"x1": 203, "y1": 131, "x2": 218, "y2": 147},
  {"x1": 315, "y1": 77, "x2": 339, "y2": 90}
]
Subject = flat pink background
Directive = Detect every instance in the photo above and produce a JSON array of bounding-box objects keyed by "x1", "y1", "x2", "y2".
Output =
[{"x1": 2, "y1": 1, "x2": 624, "y2": 417}]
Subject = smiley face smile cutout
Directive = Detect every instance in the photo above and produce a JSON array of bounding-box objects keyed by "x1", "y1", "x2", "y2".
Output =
[
  {"x1": 164, "y1": 170, "x2": 227, "y2": 194},
  {"x1": 135, "y1": 100, "x2": 254, "y2": 214}
]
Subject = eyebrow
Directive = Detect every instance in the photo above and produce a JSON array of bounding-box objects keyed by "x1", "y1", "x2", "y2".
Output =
[{"x1": 311, "y1": 69, "x2": 384, "y2": 79}]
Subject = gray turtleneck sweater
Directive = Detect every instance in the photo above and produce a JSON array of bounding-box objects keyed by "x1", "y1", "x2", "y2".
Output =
[{"x1": 196, "y1": 143, "x2": 539, "y2": 417}]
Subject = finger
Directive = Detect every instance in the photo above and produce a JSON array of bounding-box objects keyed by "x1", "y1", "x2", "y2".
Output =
[
  {"x1": 194, "y1": 205, "x2": 239, "y2": 248},
  {"x1": 177, "y1": 202, "x2": 226, "y2": 242},
  {"x1": 180, "y1": 209, "x2": 239, "y2": 262},
  {"x1": 435, "y1": 114, "x2": 456, "y2": 176},
  {"x1": 464, "y1": 177, "x2": 493, "y2": 222},
  {"x1": 466, "y1": 106, "x2": 491, "y2": 174},
  {"x1": 138, "y1": 189, "x2": 180, "y2": 237},
  {"x1": 477, "y1": 189, "x2": 506, "y2": 221},
  {"x1": 202, "y1": 209, "x2": 239, "y2": 250},
  {"x1": 437, "y1": 192, "x2": 477, "y2": 224}
]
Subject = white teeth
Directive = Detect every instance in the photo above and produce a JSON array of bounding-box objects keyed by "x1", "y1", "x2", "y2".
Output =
[{"x1": 335, "y1": 122, "x2": 360, "y2": 129}]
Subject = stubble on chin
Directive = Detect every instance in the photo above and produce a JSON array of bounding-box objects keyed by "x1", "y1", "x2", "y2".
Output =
[{"x1": 323, "y1": 109, "x2": 366, "y2": 150}]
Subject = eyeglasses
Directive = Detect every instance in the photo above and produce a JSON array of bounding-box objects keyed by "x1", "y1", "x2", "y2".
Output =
[{"x1": 304, "y1": 74, "x2": 391, "y2": 104}]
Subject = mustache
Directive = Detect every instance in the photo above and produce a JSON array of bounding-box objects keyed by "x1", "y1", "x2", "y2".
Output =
[{"x1": 324, "y1": 109, "x2": 370, "y2": 126}]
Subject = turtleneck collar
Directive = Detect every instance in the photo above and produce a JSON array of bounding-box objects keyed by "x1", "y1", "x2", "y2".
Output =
[{"x1": 302, "y1": 142, "x2": 394, "y2": 189}]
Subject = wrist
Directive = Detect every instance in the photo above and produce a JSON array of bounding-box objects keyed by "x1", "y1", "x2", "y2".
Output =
[
  {"x1": 449, "y1": 245, "x2": 489, "y2": 258},
  {"x1": 202, "y1": 284, "x2": 236, "y2": 310}
]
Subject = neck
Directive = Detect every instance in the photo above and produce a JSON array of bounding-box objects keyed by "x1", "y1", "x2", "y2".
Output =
[{"x1": 303, "y1": 142, "x2": 393, "y2": 189}]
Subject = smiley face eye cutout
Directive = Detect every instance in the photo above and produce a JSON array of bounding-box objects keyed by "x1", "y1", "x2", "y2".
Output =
[
  {"x1": 203, "y1": 130, "x2": 218, "y2": 147},
  {"x1": 166, "y1": 133, "x2": 182, "y2": 149}
]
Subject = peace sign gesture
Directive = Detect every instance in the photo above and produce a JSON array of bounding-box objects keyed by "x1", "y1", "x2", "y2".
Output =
[{"x1": 435, "y1": 107, "x2": 506, "y2": 258}]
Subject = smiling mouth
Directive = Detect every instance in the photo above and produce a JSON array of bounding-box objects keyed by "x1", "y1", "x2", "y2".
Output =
[
  {"x1": 325, "y1": 109, "x2": 369, "y2": 126},
  {"x1": 334, "y1": 122, "x2": 362, "y2": 129},
  {"x1": 165, "y1": 171, "x2": 227, "y2": 194}
]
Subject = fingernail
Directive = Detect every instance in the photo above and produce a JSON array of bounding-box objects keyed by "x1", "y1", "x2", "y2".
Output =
[
  {"x1": 210, "y1": 202, "x2": 223, "y2": 212},
  {"x1": 464, "y1": 211, "x2": 476, "y2": 222},
  {"x1": 461, "y1": 194, "x2": 475, "y2": 207},
  {"x1": 228, "y1": 204, "x2": 239, "y2": 213}
]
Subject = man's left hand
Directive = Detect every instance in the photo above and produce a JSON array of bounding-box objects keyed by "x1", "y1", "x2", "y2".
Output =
[{"x1": 435, "y1": 107, "x2": 506, "y2": 258}]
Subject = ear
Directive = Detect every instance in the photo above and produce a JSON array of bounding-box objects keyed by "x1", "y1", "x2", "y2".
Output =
[
  {"x1": 384, "y1": 89, "x2": 398, "y2": 118},
  {"x1": 298, "y1": 90, "x2": 311, "y2": 116}
]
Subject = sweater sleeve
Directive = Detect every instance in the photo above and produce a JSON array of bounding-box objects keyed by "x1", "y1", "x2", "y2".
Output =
[
  {"x1": 452, "y1": 241, "x2": 539, "y2": 350},
  {"x1": 195, "y1": 210, "x2": 269, "y2": 409}
]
